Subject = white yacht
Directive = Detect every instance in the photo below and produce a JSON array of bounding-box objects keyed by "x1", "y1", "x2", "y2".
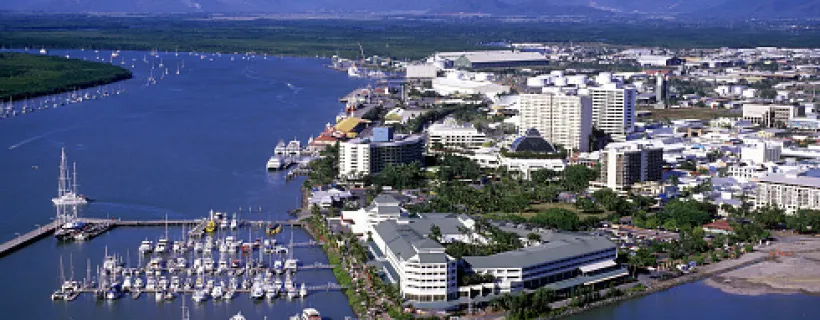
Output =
[
  {"x1": 301, "y1": 308, "x2": 321, "y2": 320},
  {"x1": 155, "y1": 238, "x2": 169, "y2": 253},
  {"x1": 138, "y1": 239, "x2": 154, "y2": 254},
  {"x1": 230, "y1": 311, "x2": 247, "y2": 320},
  {"x1": 284, "y1": 258, "x2": 298, "y2": 272},
  {"x1": 192, "y1": 289, "x2": 209, "y2": 303},
  {"x1": 211, "y1": 285, "x2": 224, "y2": 299},
  {"x1": 299, "y1": 283, "x2": 307, "y2": 298},
  {"x1": 51, "y1": 148, "x2": 89, "y2": 205},
  {"x1": 230, "y1": 213, "x2": 239, "y2": 230},
  {"x1": 250, "y1": 285, "x2": 265, "y2": 300}
]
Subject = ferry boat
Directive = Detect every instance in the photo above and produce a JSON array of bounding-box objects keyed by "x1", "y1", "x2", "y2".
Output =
[
  {"x1": 266, "y1": 155, "x2": 293, "y2": 171},
  {"x1": 51, "y1": 148, "x2": 89, "y2": 205}
]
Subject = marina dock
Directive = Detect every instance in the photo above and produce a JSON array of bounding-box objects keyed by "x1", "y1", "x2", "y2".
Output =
[{"x1": 0, "y1": 218, "x2": 306, "y2": 258}]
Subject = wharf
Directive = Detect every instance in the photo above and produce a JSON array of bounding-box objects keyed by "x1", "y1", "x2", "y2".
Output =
[{"x1": 0, "y1": 221, "x2": 61, "y2": 258}]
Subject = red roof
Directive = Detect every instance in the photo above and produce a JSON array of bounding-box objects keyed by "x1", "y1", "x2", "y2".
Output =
[{"x1": 703, "y1": 220, "x2": 734, "y2": 232}]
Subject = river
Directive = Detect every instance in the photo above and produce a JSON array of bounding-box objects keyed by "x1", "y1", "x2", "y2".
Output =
[{"x1": 0, "y1": 49, "x2": 366, "y2": 319}]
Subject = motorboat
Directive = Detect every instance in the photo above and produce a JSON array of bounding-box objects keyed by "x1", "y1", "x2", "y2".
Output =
[
  {"x1": 192, "y1": 289, "x2": 209, "y2": 303},
  {"x1": 223, "y1": 288, "x2": 236, "y2": 300},
  {"x1": 301, "y1": 308, "x2": 321, "y2": 320},
  {"x1": 134, "y1": 277, "x2": 145, "y2": 289},
  {"x1": 155, "y1": 238, "x2": 169, "y2": 253},
  {"x1": 139, "y1": 239, "x2": 154, "y2": 254},
  {"x1": 265, "y1": 284, "x2": 278, "y2": 300},
  {"x1": 230, "y1": 311, "x2": 247, "y2": 320},
  {"x1": 105, "y1": 284, "x2": 123, "y2": 300},
  {"x1": 299, "y1": 283, "x2": 307, "y2": 298},
  {"x1": 250, "y1": 285, "x2": 265, "y2": 300},
  {"x1": 284, "y1": 258, "x2": 298, "y2": 272},
  {"x1": 211, "y1": 285, "x2": 224, "y2": 299}
]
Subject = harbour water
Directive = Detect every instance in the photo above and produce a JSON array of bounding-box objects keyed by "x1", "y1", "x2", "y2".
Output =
[
  {"x1": 568, "y1": 281, "x2": 820, "y2": 320},
  {"x1": 0, "y1": 49, "x2": 366, "y2": 319}
]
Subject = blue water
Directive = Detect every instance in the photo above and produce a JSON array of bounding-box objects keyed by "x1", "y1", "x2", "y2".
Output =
[
  {"x1": 0, "y1": 49, "x2": 366, "y2": 319},
  {"x1": 568, "y1": 281, "x2": 820, "y2": 320}
]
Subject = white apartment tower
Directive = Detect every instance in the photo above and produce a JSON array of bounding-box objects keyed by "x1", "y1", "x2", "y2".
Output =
[
  {"x1": 585, "y1": 82, "x2": 637, "y2": 142},
  {"x1": 339, "y1": 141, "x2": 371, "y2": 178},
  {"x1": 518, "y1": 93, "x2": 592, "y2": 152}
]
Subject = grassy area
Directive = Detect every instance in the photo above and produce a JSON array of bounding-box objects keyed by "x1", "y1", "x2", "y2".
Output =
[
  {"x1": 0, "y1": 52, "x2": 132, "y2": 101},
  {"x1": 637, "y1": 107, "x2": 740, "y2": 122}
]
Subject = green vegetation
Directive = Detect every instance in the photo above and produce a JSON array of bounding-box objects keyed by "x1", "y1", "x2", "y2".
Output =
[
  {"x1": 443, "y1": 219, "x2": 523, "y2": 259},
  {"x1": 4, "y1": 15, "x2": 820, "y2": 60},
  {"x1": 372, "y1": 162, "x2": 425, "y2": 190},
  {"x1": 0, "y1": 52, "x2": 131, "y2": 101},
  {"x1": 304, "y1": 142, "x2": 339, "y2": 188}
]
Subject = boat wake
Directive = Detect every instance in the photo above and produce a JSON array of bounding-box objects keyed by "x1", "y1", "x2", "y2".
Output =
[
  {"x1": 8, "y1": 125, "x2": 84, "y2": 150},
  {"x1": 285, "y1": 83, "x2": 303, "y2": 94}
]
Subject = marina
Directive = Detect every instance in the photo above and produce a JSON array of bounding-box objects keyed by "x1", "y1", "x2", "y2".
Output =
[{"x1": 0, "y1": 48, "x2": 366, "y2": 319}]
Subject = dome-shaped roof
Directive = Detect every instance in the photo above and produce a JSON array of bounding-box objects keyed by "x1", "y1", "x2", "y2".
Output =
[{"x1": 510, "y1": 129, "x2": 558, "y2": 153}]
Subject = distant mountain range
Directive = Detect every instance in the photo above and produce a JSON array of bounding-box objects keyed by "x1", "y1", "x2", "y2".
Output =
[{"x1": 2, "y1": 0, "x2": 820, "y2": 20}]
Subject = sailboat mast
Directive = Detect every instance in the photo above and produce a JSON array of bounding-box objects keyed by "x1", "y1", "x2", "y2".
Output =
[
  {"x1": 72, "y1": 162, "x2": 79, "y2": 195},
  {"x1": 58, "y1": 148, "x2": 68, "y2": 196},
  {"x1": 59, "y1": 255, "x2": 65, "y2": 284}
]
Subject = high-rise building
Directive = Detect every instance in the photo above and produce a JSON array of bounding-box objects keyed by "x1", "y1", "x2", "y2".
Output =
[
  {"x1": 338, "y1": 130, "x2": 425, "y2": 179},
  {"x1": 584, "y1": 82, "x2": 637, "y2": 142},
  {"x1": 655, "y1": 75, "x2": 668, "y2": 110},
  {"x1": 517, "y1": 93, "x2": 592, "y2": 152},
  {"x1": 596, "y1": 142, "x2": 664, "y2": 193}
]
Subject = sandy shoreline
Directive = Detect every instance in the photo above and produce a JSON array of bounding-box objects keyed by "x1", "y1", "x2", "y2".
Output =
[{"x1": 705, "y1": 237, "x2": 820, "y2": 296}]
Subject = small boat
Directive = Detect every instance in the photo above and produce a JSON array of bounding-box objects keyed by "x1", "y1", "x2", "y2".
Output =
[
  {"x1": 299, "y1": 283, "x2": 307, "y2": 298},
  {"x1": 223, "y1": 289, "x2": 236, "y2": 300},
  {"x1": 131, "y1": 289, "x2": 142, "y2": 300},
  {"x1": 155, "y1": 238, "x2": 169, "y2": 253},
  {"x1": 139, "y1": 239, "x2": 154, "y2": 254},
  {"x1": 205, "y1": 221, "x2": 216, "y2": 233},
  {"x1": 230, "y1": 311, "x2": 247, "y2": 320},
  {"x1": 105, "y1": 284, "x2": 123, "y2": 300},
  {"x1": 230, "y1": 214, "x2": 239, "y2": 230},
  {"x1": 250, "y1": 285, "x2": 265, "y2": 300},
  {"x1": 266, "y1": 224, "x2": 282, "y2": 235},
  {"x1": 301, "y1": 308, "x2": 321, "y2": 320},
  {"x1": 211, "y1": 285, "x2": 224, "y2": 299},
  {"x1": 192, "y1": 289, "x2": 209, "y2": 303},
  {"x1": 51, "y1": 290, "x2": 66, "y2": 300}
]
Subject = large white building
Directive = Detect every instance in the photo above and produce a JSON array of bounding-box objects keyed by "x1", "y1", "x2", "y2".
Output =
[
  {"x1": 426, "y1": 117, "x2": 487, "y2": 152},
  {"x1": 742, "y1": 104, "x2": 805, "y2": 128},
  {"x1": 371, "y1": 220, "x2": 459, "y2": 302},
  {"x1": 754, "y1": 171, "x2": 820, "y2": 214},
  {"x1": 338, "y1": 129, "x2": 425, "y2": 179},
  {"x1": 582, "y1": 82, "x2": 637, "y2": 142},
  {"x1": 517, "y1": 93, "x2": 592, "y2": 152},
  {"x1": 740, "y1": 142, "x2": 782, "y2": 163}
]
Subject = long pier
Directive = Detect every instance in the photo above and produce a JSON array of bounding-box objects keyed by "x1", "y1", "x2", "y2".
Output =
[
  {"x1": 0, "y1": 220, "x2": 61, "y2": 258},
  {"x1": 0, "y1": 218, "x2": 306, "y2": 258}
]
